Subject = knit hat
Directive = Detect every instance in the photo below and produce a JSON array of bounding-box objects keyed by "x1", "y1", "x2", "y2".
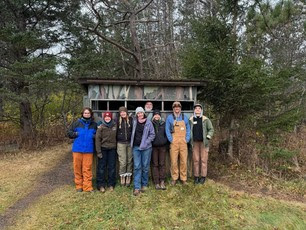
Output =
[
  {"x1": 135, "y1": 107, "x2": 145, "y2": 114},
  {"x1": 172, "y1": 101, "x2": 182, "y2": 108},
  {"x1": 103, "y1": 111, "x2": 112, "y2": 119},
  {"x1": 193, "y1": 104, "x2": 203, "y2": 110},
  {"x1": 153, "y1": 109, "x2": 161, "y2": 116},
  {"x1": 119, "y1": 106, "x2": 128, "y2": 113}
]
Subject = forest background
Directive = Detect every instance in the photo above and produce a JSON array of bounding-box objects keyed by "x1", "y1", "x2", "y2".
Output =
[{"x1": 0, "y1": 0, "x2": 305, "y2": 180}]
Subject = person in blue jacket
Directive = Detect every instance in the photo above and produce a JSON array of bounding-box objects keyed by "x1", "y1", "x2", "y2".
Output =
[
  {"x1": 165, "y1": 101, "x2": 190, "y2": 185},
  {"x1": 67, "y1": 107, "x2": 97, "y2": 192}
]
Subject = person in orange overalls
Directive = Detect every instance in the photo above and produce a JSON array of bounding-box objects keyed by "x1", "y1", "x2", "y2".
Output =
[
  {"x1": 67, "y1": 107, "x2": 97, "y2": 192},
  {"x1": 165, "y1": 101, "x2": 190, "y2": 185}
]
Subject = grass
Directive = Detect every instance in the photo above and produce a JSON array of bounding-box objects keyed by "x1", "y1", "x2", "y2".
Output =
[
  {"x1": 8, "y1": 181, "x2": 306, "y2": 230},
  {"x1": 0, "y1": 143, "x2": 71, "y2": 214},
  {"x1": 1, "y1": 143, "x2": 305, "y2": 229}
]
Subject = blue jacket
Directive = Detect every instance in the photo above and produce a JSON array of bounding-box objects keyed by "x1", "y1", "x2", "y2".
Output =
[
  {"x1": 67, "y1": 118, "x2": 97, "y2": 153},
  {"x1": 130, "y1": 118, "x2": 155, "y2": 150},
  {"x1": 165, "y1": 113, "x2": 191, "y2": 143}
]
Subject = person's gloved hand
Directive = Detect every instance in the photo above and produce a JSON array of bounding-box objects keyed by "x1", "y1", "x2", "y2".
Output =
[{"x1": 97, "y1": 153, "x2": 103, "y2": 158}]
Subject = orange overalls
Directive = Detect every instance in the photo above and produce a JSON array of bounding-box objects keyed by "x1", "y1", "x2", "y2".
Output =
[
  {"x1": 170, "y1": 120, "x2": 188, "y2": 181},
  {"x1": 73, "y1": 153, "x2": 93, "y2": 191}
]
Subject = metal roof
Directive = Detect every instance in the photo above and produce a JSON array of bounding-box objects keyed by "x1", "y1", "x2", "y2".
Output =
[{"x1": 78, "y1": 78, "x2": 206, "y2": 86}]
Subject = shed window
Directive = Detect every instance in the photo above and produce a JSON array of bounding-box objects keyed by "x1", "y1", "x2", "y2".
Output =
[
  {"x1": 163, "y1": 101, "x2": 194, "y2": 111},
  {"x1": 109, "y1": 101, "x2": 125, "y2": 110},
  {"x1": 92, "y1": 100, "x2": 107, "y2": 111}
]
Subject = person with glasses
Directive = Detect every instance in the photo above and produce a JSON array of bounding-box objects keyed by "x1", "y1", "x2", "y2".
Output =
[{"x1": 165, "y1": 101, "x2": 190, "y2": 185}]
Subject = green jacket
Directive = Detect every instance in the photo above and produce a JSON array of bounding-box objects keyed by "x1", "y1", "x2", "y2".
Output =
[{"x1": 189, "y1": 116, "x2": 214, "y2": 147}]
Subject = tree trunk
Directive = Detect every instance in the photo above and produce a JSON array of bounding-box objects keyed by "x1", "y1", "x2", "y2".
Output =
[
  {"x1": 20, "y1": 98, "x2": 35, "y2": 142},
  {"x1": 0, "y1": 97, "x2": 3, "y2": 120},
  {"x1": 227, "y1": 118, "x2": 234, "y2": 159},
  {"x1": 129, "y1": 13, "x2": 144, "y2": 79}
]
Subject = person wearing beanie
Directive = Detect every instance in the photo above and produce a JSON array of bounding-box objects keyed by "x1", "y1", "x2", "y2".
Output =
[
  {"x1": 117, "y1": 106, "x2": 133, "y2": 186},
  {"x1": 130, "y1": 107, "x2": 155, "y2": 196},
  {"x1": 165, "y1": 101, "x2": 190, "y2": 185},
  {"x1": 145, "y1": 101, "x2": 153, "y2": 121},
  {"x1": 151, "y1": 110, "x2": 168, "y2": 190},
  {"x1": 67, "y1": 107, "x2": 97, "y2": 192},
  {"x1": 95, "y1": 111, "x2": 117, "y2": 192},
  {"x1": 189, "y1": 104, "x2": 214, "y2": 185}
]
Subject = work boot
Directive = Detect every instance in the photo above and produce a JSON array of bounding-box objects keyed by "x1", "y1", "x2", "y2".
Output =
[
  {"x1": 140, "y1": 186, "x2": 148, "y2": 193},
  {"x1": 109, "y1": 186, "x2": 114, "y2": 192},
  {"x1": 155, "y1": 184, "x2": 161, "y2": 190},
  {"x1": 181, "y1": 180, "x2": 187, "y2": 185},
  {"x1": 171, "y1": 180, "x2": 177, "y2": 186},
  {"x1": 99, "y1": 187, "x2": 106, "y2": 193},
  {"x1": 194, "y1": 177, "x2": 200, "y2": 184},
  {"x1": 120, "y1": 176, "x2": 125, "y2": 186},
  {"x1": 160, "y1": 181, "x2": 166, "y2": 190},
  {"x1": 133, "y1": 189, "x2": 140, "y2": 196},
  {"x1": 199, "y1": 177, "x2": 206, "y2": 184},
  {"x1": 125, "y1": 176, "x2": 131, "y2": 187}
]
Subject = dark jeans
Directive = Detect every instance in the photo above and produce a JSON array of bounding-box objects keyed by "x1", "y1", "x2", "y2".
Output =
[
  {"x1": 152, "y1": 146, "x2": 167, "y2": 184},
  {"x1": 96, "y1": 148, "x2": 117, "y2": 188}
]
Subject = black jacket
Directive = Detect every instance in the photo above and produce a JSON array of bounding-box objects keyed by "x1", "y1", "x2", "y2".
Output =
[
  {"x1": 117, "y1": 117, "x2": 133, "y2": 143},
  {"x1": 152, "y1": 120, "x2": 168, "y2": 147}
]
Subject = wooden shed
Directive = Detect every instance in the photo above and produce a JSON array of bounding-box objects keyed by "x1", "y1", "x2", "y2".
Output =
[
  {"x1": 78, "y1": 78, "x2": 205, "y2": 178},
  {"x1": 78, "y1": 78, "x2": 205, "y2": 119}
]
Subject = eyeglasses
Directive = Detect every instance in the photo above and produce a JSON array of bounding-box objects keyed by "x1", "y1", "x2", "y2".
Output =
[{"x1": 173, "y1": 104, "x2": 181, "y2": 108}]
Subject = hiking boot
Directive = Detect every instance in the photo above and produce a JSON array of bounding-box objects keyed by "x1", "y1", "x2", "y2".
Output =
[
  {"x1": 181, "y1": 180, "x2": 187, "y2": 185},
  {"x1": 126, "y1": 176, "x2": 131, "y2": 187},
  {"x1": 76, "y1": 188, "x2": 83, "y2": 192},
  {"x1": 171, "y1": 180, "x2": 177, "y2": 186},
  {"x1": 160, "y1": 181, "x2": 166, "y2": 190},
  {"x1": 109, "y1": 186, "x2": 114, "y2": 192},
  {"x1": 199, "y1": 177, "x2": 206, "y2": 184},
  {"x1": 99, "y1": 187, "x2": 106, "y2": 193},
  {"x1": 155, "y1": 184, "x2": 161, "y2": 190},
  {"x1": 194, "y1": 177, "x2": 200, "y2": 184},
  {"x1": 120, "y1": 176, "x2": 125, "y2": 186},
  {"x1": 140, "y1": 186, "x2": 148, "y2": 193},
  {"x1": 133, "y1": 189, "x2": 140, "y2": 196}
]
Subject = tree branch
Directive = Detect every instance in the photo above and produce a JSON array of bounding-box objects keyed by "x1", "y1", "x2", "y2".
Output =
[
  {"x1": 86, "y1": 27, "x2": 138, "y2": 62},
  {"x1": 135, "y1": 0, "x2": 154, "y2": 15}
]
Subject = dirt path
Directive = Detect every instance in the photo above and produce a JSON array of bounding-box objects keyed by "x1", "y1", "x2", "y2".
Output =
[{"x1": 0, "y1": 150, "x2": 73, "y2": 230}]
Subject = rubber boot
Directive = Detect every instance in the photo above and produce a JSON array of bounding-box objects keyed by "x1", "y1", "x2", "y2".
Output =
[
  {"x1": 120, "y1": 175, "x2": 125, "y2": 186},
  {"x1": 125, "y1": 175, "x2": 131, "y2": 187}
]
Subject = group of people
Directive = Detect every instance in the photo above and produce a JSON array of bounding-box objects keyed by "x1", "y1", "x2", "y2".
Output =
[{"x1": 68, "y1": 101, "x2": 214, "y2": 196}]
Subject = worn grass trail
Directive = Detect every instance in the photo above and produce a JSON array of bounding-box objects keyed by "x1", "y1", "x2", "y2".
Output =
[
  {"x1": 0, "y1": 144, "x2": 73, "y2": 229},
  {"x1": 0, "y1": 144, "x2": 305, "y2": 230}
]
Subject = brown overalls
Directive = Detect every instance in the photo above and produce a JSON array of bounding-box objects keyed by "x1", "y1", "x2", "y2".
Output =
[{"x1": 170, "y1": 120, "x2": 188, "y2": 181}]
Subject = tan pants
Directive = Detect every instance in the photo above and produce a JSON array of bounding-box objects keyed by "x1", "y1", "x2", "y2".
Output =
[
  {"x1": 73, "y1": 152, "x2": 93, "y2": 191},
  {"x1": 192, "y1": 141, "x2": 209, "y2": 177},
  {"x1": 117, "y1": 143, "x2": 133, "y2": 176},
  {"x1": 170, "y1": 120, "x2": 188, "y2": 181}
]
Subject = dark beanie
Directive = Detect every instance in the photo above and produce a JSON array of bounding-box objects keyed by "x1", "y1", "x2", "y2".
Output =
[{"x1": 153, "y1": 109, "x2": 161, "y2": 116}]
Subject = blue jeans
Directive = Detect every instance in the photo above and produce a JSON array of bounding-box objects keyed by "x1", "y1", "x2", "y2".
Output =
[
  {"x1": 96, "y1": 148, "x2": 117, "y2": 188},
  {"x1": 133, "y1": 146, "x2": 152, "y2": 190}
]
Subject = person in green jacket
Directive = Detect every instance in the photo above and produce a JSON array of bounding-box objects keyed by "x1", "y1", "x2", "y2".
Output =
[{"x1": 189, "y1": 104, "x2": 214, "y2": 185}]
